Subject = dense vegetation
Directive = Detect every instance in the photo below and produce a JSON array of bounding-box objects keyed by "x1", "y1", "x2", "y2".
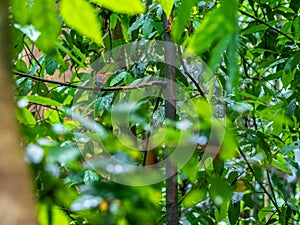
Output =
[{"x1": 9, "y1": 0, "x2": 300, "y2": 224}]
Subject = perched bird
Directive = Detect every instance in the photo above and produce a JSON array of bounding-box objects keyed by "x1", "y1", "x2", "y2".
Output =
[{"x1": 94, "y1": 72, "x2": 108, "y2": 88}]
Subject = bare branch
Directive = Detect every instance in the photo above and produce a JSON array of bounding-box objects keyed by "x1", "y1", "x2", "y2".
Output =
[{"x1": 14, "y1": 71, "x2": 165, "y2": 92}]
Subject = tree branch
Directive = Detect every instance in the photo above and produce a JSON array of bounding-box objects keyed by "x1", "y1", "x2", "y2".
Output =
[
  {"x1": 239, "y1": 10, "x2": 294, "y2": 43},
  {"x1": 177, "y1": 46, "x2": 206, "y2": 99},
  {"x1": 14, "y1": 71, "x2": 165, "y2": 91}
]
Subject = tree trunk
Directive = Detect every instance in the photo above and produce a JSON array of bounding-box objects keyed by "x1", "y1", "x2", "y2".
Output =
[
  {"x1": 163, "y1": 11, "x2": 179, "y2": 225},
  {"x1": 0, "y1": 2, "x2": 38, "y2": 225}
]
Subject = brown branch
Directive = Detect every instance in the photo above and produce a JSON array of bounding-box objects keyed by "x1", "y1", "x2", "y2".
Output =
[
  {"x1": 14, "y1": 71, "x2": 165, "y2": 91},
  {"x1": 239, "y1": 10, "x2": 294, "y2": 43},
  {"x1": 163, "y1": 10, "x2": 179, "y2": 225}
]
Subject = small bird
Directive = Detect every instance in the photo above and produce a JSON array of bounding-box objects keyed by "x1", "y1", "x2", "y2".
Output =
[{"x1": 94, "y1": 72, "x2": 108, "y2": 88}]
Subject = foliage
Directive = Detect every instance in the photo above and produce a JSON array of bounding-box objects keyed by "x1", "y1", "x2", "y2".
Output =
[{"x1": 10, "y1": 0, "x2": 300, "y2": 224}]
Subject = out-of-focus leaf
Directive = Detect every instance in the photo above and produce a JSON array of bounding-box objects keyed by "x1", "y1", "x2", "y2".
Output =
[
  {"x1": 38, "y1": 203, "x2": 70, "y2": 225},
  {"x1": 208, "y1": 177, "x2": 233, "y2": 206},
  {"x1": 61, "y1": 0, "x2": 102, "y2": 45},
  {"x1": 189, "y1": 0, "x2": 238, "y2": 55},
  {"x1": 14, "y1": 24, "x2": 41, "y2": 42},
  {"x1": 32, "y1": 0, "x2": 60, "y2": 54},
  {"x1": 71, "y1": 195, "x2": 102, "y2": 211},
  {"x1": 290, "y1": 0, "x2": 300, "y2": 13},
  {"x1": 182, "y1": 189, "x2": 206, "y2": 207},
  {"x1": 47, "y1": 144, "x2": 81, "y2": 164},
  {"x1": 172, "y1": 0, "x2": 195, "y2": 43},
  {"x1": 157, "y1": 0, "x2": 174, "y2": 19},
  {"x1": 92, "y1": 0, "x2": 145, "y2": 15},
  {"x1": 285, "y1": 98, "x2": 297, "y2": 118},
  {"x1": 25, "y1": 144, "x2": 44, "y2": 164},
  {"x1": 11, "y1": 0, "x2": 29, "y2": 25},
  {"x1": 231, "y1": 102, "x2": 253, "y2": 113},
  {"x1": 228, "y1": 201, "x2": 240, "y2": 225}
]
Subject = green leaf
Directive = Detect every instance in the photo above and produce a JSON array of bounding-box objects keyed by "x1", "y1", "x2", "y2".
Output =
[
  {"x1": 45, "y1": 56, "x2": 58, "y2": 75},
  {"x1": 127, "y1": 16, "x2": 144, "y2": 34},
  {"x1": 272, "y1": 158, "x2": 293, "y2": 174},
  {"x1": 120, "y1": 15, "x2": 129, "y2": 41},
  {"x1": 48, "y1": 144, "x2": 81, "y2": 164},
  {"x1": 32, "y1": 0, "x2": 61, "y2": 54},
  {"x1": 172, "y1": 0, "x2": 195, "y2": 43},
  {"x1": 182, "y1": 189, "x2": 206, "y2": 207},
  {"x1": 110, "y1": 71, "x2": 127, "y2": 86},
  {"x1": 92, "y1": 0, "x2": 145, "y2": 15},
  {"x1": 11, "y1": 0, "x2": 29, "y2": 25},
  {"x1": 27, "y1": 95, "x2": 61, "y2": 107},
  {"x1": 208, "y1": 177, "x2": 233, "y2": 206},
  {"x1": 83, "y1": 170, "x2": 99, "y2": 184},
  {"x1": 282, "y1": 57, "x2": 296, "y2": 88},
  {"x1": 285, "y1": 98, "x2": 297, "y2": 118},
  {"x1": 228, "y1": 201, "x2": 240, "y2": 225},
  {"x1": 15, "y1": 59, "x2": 28, "y2": 73},
  {"x1": 142, "y1": 18, "x2": 154, "y2": 38},
  {"x1": 94, "y1": 93, "x2": 114, "y2": 117},
  {"x1": 60, "y1": 0, "x2": 102, "y2": 45},
  {"x1": 38, "y1": 203, "x2": 70, "y2": 225},
  {"x1": 242, "y1": 21, "x2": 278, "y2": 35},
  {"x1": 189, "y1": 0, "x2": 238, "y2": 56},
  {"x1": 258, "y1": 206, "x2": 274, "y2": 221},
  {"x1": 110, "y1": 14, "x2": 118, "y2": 29},
  {"x1": 17, "y1": 108, "x2": 36, "y2": 126},
  {"x1": 231, "y1": 102, "x2": 253, "y2": 113},
  {"x1": 157, "y1": 0, "x2": 174, "y2": 19}
]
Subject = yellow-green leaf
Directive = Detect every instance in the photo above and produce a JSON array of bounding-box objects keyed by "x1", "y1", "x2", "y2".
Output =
[
  {"x1": 11, "y1": 0, "x2": 29, "y2": 25},
  {"x1": 92, "y1": 0, "x2": 145, "y2": 15},
  {"x1": 17, "y1": 108, "x2": 36, "y2": 126},
  {"x1": 60, "y1": 0, "x2": 102, "y2": 45},
  {"x1": 157, "y1": 0, "x2": 174, "y2": 18},
  {"x1": 27, "y1": 96, "x2": 61, "y2": 107}
]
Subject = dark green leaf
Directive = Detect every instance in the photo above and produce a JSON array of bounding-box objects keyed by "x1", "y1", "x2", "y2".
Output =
[
  {"x1": 45, "y1": 56, "x2": 58, "y2": 75},
  {"x1": 228, "y1": 201, "x2": 240, "y2": 225}
]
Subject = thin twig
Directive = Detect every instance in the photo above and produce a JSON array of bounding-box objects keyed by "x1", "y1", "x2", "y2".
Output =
[
  {"x1": 238, "y1": 147, "x2": 281, "y2": 214},
  {"x1": 177, "y1": 46, "x2": 206, "y2": 99},
  {"x1": 239, "y1": 10, "x2": 294, "y2": 43},
  {"x1": 23, "y1": 41, "x2": 43, "y2": 74},
  {"x1": 266, "y1": 170, "x2": 277, "y2": 206},
  {"x1": 14, "y1": 71, "x2": 165, "y2": 91}
]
